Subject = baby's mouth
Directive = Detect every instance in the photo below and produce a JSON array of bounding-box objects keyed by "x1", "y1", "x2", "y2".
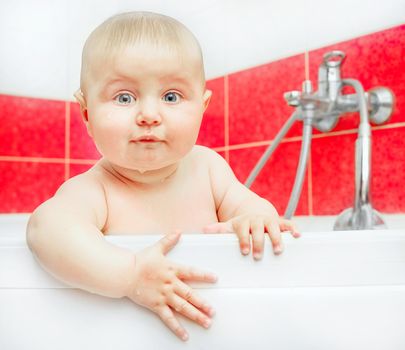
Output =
[{"x1": 132, "y1": 135, "x2": 164, "y2": 143}]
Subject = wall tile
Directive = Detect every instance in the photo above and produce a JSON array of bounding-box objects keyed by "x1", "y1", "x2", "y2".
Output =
[
  {"x1": 372, "y1": 127, "x2": 405, "y2": 212},
  {"x1": 229, "y1": 142, "x2": 309, "y2": 216},
  {"x1": 308, "y1": 25, "x2": 405, "y2": 132},
  {"x1": 69, "y1": 102, "x2": 101, "y2": 160},
  {"x1": 197, "y1": 77, "x2": 225, "y2": 148},
  {"x1": 312, "y1": 126, "x2": 405, "y2": 215},
  {"x1": 0, "y1": 94, "x2": 65, "y2": 158},
  {"x1": 311, "y1": 133, "x2": 357, "y2": 215},
  {"x1": 0, "y1": 161, "x2": 64, "y2": 213},
  {"x1": 228, "y1": 54, "x2": 305, "y2": 146}
]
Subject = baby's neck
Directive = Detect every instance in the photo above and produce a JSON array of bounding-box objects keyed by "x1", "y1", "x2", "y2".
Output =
[{"x1": 100, "y1": 159, "x2": 180, "y2": 187}]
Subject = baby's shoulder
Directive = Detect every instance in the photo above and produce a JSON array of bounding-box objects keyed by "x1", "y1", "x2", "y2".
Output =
[
  {"x1": 56, "y1": 164, "x2": 105, "y2": 198},
  {"x1": 34, "y1": 162, "x2": 108, "y2": 230},
  {"x1": 190, "y1": 145, "x2": 226, "y2": 165},
  {"x1": 190, "y1": 145, "x2": 235, "y2": 182}
]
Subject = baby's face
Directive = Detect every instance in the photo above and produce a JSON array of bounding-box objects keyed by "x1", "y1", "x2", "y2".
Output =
[{"x1": 82, "y1": 46, "x2": 210, "y2": 172}]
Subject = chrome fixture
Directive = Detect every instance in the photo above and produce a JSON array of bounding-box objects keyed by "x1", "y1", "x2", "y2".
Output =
[{"x1": 245, "y1": 50, "x2": 395, "y2": 230}]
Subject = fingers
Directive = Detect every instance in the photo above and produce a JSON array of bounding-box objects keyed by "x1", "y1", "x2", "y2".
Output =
[
  {"x1": 157, "y1": 280, "x2": 215, "y2": 341},
  {"x1": 280, "y1": 219, "x2": 301, "y2": 238},
  {"x1": 176, "y1": 265, "x2": 218, "y2": 284},
  {"x1": 157, "y1": 230, "x2": 182, "y2": 255},
  {"x1": 157, "y1": 306, "x2": 189, "y2": 341},
  {"x1": 156, "y1": 285, "x2": 213, "y2": 341},
  {"x1": 233, "y1": 218, "x2": 251, "y2": 255},
  {"x1": 264, "y1": 219, "x2": 283, "y2": 255},
  {"x1": 235, "y1": 216, "x2": 283, "y2": 257},
  {"x1": 133, "y1": 241, "x2": 218, "y2": 341},
  {"x1": 169, "y1": 293, "x2": 212, "y2": 329},
  {"x1": 250, "y1": 219, "x2": 265, "y2": 260},
  {"x1": 174, "y1": 280, "x2": 215, "y2": 317}
]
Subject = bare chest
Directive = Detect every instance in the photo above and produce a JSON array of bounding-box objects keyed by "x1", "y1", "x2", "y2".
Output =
[{"x1": 102, "y1": 169, "x2": 218, "y2": 235}]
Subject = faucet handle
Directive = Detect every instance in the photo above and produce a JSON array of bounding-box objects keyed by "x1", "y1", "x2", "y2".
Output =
[
  {"x1": 323, "y1": 50, "x2": 346, "y2": 68},
  {"x1": 284, "y1": 90, "x2": 301, "y2": 106}
]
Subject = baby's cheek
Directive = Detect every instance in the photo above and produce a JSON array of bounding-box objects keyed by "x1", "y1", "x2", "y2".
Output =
[
  {"x1": 92, "y1": 127, "x2": 121, "y2": 157},
  {"x1": 174, "y1": 131, "x2": 198, "y2": 154}
]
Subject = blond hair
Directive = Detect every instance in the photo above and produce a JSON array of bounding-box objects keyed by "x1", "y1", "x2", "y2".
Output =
[{"x1": 80, "y1": 11, "x2": 205, "y2": 92}]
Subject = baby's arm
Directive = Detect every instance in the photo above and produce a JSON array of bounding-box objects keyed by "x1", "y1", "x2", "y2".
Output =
[
  {"x1": 27, "y1": 176, "x2": 136, "y2": 297},
  {"x1": 202, "y1": 147, "x2": 300, "y2": 258},
  {"x1": 26, "y1": 174, "x2": 216, "y2": 341}
]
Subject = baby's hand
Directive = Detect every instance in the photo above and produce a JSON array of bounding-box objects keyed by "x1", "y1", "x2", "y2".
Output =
[
  {"x1": 127, "y1": 231, "x2": 217, "y2": 341},
  {"x1": 203, "y1": 215, "x2": 300, "y2": 259}
]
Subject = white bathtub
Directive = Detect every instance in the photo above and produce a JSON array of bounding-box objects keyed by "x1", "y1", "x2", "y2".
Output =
[{"x1": 1, "y1": 214, "x2": 405, "y2": 350}]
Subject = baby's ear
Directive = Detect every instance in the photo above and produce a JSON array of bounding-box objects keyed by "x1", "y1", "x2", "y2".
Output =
[
  {"x1": 73, "y1": 89, "x2": 89, "y2": 122},
  {"x1": 73, "y1": 89, "x2": 93, "y2": 137},
  {"x1": 203, "y1": 89, "x2": 212, "y2": 112}
]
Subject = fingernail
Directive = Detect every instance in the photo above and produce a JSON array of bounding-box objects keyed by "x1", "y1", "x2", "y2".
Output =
[
  {"x1": 208, "y1": 308, "x2": 216, "y2": 317},
  {"x1": 203, "y1": 319, "x2": 212, "y2": 328},
  {"x1": 169, "y1": 232, "x2": 179, "y2": 240},
  {"x1": 253, "y1": 252, "x2": 262, "y2": 260},
  {"x1": 210, "y1": 273, "x2": 218, "y2": 282},
  {"x1": 274, "y1": 245, "x2": 283, "y2": 254},
  {"x1": 182, "y1": 333, "x2": 189, "y2": 341},
  {"x1": 242, "y1": 248, "x2": 249, "y2": 255},
  {"x1": 204, "y1": 304, "x2": 215, "y2": 316}
]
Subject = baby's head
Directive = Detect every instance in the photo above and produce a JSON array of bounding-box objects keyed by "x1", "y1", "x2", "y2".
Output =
[
  {"x1": 79, "y1": 11, "x2": 206, "y2": 94},
  {"x1": 75, "y1": 12, "x2": 211, "y2": 174}
]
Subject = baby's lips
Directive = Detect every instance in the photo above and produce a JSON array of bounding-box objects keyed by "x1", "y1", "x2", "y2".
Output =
[{"x1": 132, "y1": 134, "x2": 164, "y2": 142}]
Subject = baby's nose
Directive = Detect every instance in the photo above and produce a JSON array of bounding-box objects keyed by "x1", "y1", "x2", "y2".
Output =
[
  {"x1": 136, "y1": 113, "x2": 161, "y2": 126},
  {"x1": 136, "y1": 100, "x2": 162, "y2": 126}
]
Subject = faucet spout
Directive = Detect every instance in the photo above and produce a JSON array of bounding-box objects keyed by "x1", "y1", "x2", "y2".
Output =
[{"x1": 333, "y1": 79, "x2": 386, "y2": 230}]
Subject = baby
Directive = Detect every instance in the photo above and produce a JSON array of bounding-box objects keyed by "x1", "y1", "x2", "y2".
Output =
[{"x1": 26, "y1": 11, "x2": 300, "y2": 341}]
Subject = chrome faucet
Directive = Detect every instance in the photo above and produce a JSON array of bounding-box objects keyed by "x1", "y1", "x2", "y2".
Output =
[{"x1": 246, "y1": 50, "x2": 395, "y2": 230}]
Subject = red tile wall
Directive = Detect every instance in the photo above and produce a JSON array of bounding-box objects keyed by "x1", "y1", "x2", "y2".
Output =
[{"x1": 0, "y1": 24, "x2": 403, "y2": 214}]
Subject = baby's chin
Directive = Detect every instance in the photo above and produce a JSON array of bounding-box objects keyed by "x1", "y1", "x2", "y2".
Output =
[{"x1": 111, "y1": 158, "x2": 181, "y2": 174}]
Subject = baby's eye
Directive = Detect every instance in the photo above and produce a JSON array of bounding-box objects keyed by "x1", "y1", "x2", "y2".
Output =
[
  {"x1": 163, "y1": 92, "x2": 181, "y2": 103},
  {"x1": 115, "y1": 93, "x2": 134, "y2": 105}
]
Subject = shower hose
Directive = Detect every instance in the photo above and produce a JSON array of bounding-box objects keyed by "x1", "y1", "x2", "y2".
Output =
[{"x1": 244, "y1": 110, "x2": 313, "y2": 219}]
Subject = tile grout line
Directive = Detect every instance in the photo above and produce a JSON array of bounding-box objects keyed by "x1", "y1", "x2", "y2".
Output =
[
  {"x1": 224, "y1": 75, "x2": 230, "y2": 163},
  {"x1": 70, "y1": 159, "x2": 98, "y2": 165},
  {"x1": 213, "y1": 122, "x2": 405, "y2": 152},
  {"x1": 372, "y1": 122, "x2": 405, "y2": 131},
  {"x1": 0, "y1": 156, "x2": 98, "y2": 165},
  {"x1": 213, "y1": 137, "x2": 302, "y2": 153},
  {"x1": 64, "y1": 101, "x2": 70, "y2": 181}
]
